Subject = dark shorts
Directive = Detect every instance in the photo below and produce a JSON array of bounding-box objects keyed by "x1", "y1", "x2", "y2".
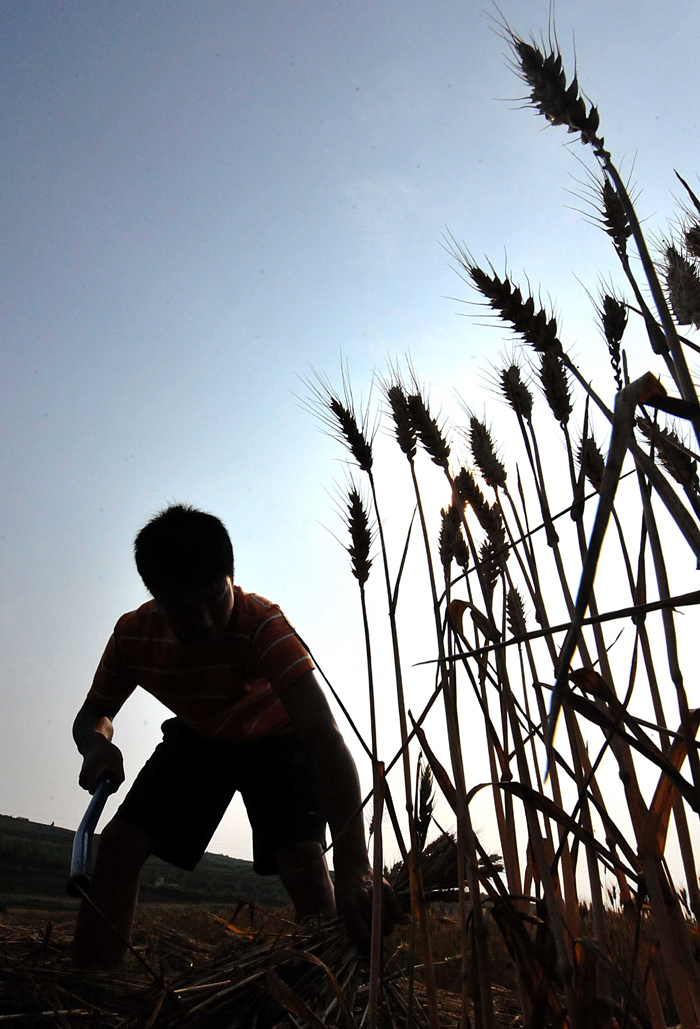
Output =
[{"x1": 115, "y1": 718, "x2": 327, "y2": 874}]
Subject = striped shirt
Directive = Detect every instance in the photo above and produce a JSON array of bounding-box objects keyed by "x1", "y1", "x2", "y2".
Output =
[{"x1": 86, "y1": 587, "x2": 315, "y2": 742}]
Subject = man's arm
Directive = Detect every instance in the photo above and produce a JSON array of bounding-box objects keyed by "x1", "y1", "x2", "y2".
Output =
[
  {"x1": 279, "y1": 670, "x2": 401, "y2": 943},
  {"x1": 73, "y1": 698, "x2": 126, "y2": 794}
]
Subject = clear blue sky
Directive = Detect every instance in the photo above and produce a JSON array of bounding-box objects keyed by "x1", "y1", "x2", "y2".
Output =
[{"x1": 2, "y1": 1, "x2": 699, "y2": 863}]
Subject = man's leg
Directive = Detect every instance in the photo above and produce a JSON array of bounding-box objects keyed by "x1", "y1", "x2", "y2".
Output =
[
  {"x1": 73, "y1": 817, "x2": 154, "y2": 968},
  {"x1": 276, "y1": 839, "x2": 336, "y2": 922}
]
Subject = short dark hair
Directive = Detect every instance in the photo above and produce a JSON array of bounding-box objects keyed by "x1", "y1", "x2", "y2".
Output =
[{"x1": 134, "y1": 504, "x2": 234, "y2": 598}]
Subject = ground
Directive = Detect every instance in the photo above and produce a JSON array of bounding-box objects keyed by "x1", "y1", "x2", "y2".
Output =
[{"x1": 0, "y1": 905, "x2": 524, "y2": 1027}]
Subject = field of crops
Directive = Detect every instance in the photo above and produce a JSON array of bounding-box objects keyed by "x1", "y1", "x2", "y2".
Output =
[{"x1": 298, "y1": 16, "x2": 700, "y2": 1029}]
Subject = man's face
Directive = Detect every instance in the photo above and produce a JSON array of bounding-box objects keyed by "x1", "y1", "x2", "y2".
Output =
[{"x1": 156, "y1": 575, "x2": 234, "y2": 644}]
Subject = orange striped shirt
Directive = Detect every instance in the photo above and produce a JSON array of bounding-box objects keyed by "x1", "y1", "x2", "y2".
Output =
[{"x1": 87, "y1": 587, "x2": 315, "y2": 742}]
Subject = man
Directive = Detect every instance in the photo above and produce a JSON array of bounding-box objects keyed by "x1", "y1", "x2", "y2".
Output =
[{"x1": 73, "y1": 503, "x2": 399, "y2": 967}]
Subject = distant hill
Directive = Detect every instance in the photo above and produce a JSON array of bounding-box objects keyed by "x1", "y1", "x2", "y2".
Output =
[{"x1": 0, "y1": 813, "x2": 289, "y2": 910}]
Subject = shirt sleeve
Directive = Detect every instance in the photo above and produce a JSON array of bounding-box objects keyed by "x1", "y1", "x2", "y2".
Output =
[
  {"x1": 248, "y1": 605, "x2": 315, "y2": 694},
  {"x1": 86, "y1": 619, "x2": 138, "y2": 708}
]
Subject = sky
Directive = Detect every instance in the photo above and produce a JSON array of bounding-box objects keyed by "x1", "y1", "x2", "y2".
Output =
[{"x1": 3, "y1": 1, "x2": 700, "y2": 873}]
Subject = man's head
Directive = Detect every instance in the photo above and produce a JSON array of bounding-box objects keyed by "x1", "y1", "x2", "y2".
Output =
[{"x1": 134, "y1": 504, "x2": 235, "y2": 643}]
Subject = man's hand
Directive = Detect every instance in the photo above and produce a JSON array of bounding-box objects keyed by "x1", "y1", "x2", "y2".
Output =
[
  {"x1": 78, "y1": 734, "x2": 124, "y2": 795},
  {"x1": 73, "y1": 698, "x2": 124, "y2": 794},
  {"x1": 334, "y1": 867, "x2": 403, "y2": 950}
]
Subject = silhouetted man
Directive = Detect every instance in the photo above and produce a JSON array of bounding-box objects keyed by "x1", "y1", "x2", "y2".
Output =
[{"x1": 72, "y1": 503, "x2": 399, "y2": 967}]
